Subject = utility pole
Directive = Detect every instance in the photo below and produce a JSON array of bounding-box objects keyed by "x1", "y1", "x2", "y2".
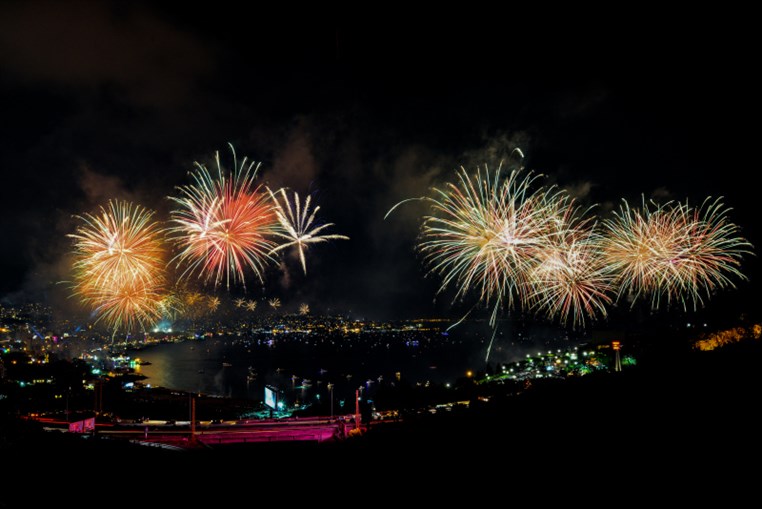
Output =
[
  {"x1": 190, "y1": 395, "x2": 197, "y2": 444},
  {"x1": 355, "y1": 388, "x2": 360, "y2": 430}
]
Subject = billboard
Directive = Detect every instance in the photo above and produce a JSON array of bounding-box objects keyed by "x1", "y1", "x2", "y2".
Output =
[
  {"x1": 69, "y1": 417, "x2": 96, "y2": 433},
  {"x1": 264, "y1": 385, "x2": 277, "y2": 409}
]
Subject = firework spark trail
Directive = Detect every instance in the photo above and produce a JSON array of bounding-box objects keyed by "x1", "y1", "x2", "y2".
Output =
[
  {"x1": 269, "y1": 189, "x2": 349, "y2": 275},
  {"x1": 484, "y1": 325, "x2": 500, "y2": 363},
  {"x1": 69, "y1": 200, "x2": 166, "y2": 332},
  {"x1": 602, "y1": 196, "x2": 754, "y2": 310},
  {"x1": 169, "y1": 144, "x2": 279, "y2": 290}
]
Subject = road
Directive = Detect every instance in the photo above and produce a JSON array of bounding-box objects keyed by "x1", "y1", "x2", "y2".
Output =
[{"x1": 37, "y1": 415, "x2": 363, "y2": 448}]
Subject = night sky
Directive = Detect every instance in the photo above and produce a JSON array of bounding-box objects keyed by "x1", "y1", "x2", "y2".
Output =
[{"x1": 1, "y1": 2, "x2": 760, "y2": 325}]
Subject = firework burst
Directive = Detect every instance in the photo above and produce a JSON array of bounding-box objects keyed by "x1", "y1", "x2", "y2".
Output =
[
  {"x1": 602, "y1": 196, "x2": 753, "y2": 310},
  {"x1": 86, "y1": 278, "x2": 165, "y2": 332},
  {"x1": 299, "y1": 303, "x2": 310, "y2": 315},
  {"x1": 268, "y1": 298, "x2": 281, "y2": 310},
  {"x1": 528, "y1": 201, "x2": 613, "y2": 328},
  {"x1": 157, "y1": 289, "x2": 185, "y2": 321},
  {"x1": 169, "y1": 144, "x2": 280, "y2": 289},
  {"x1": 207, "y1": 295, "x2": 221, "y2": 312},
  {"x1": 69, "y1": 200, "x2": 166, "y2": 332},
  {"x1": 398, "y1": 163, "x2": 567, "y2": 325},
  {"x1": 179, "y1": 290, "x2": 208, "y2": 320},
  {"x1": 269, "y1": 189, "x2": 349, "y2": 274},
  {"x1": 184, "y1": 291, "x2": 203, "y2": 308}
]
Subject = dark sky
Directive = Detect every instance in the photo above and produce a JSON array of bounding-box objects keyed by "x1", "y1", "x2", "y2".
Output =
[{"x1": 1, "y1": 2, "x2": 760, "y2": 325}]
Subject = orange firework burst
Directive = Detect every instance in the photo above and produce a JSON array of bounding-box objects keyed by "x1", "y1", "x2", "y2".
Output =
[
  {"x1": 169, "y1": 144, "x2": 280, "y2": 289},
  {"x1": 69, "y1": 200, "x2": 166, "y2": 332},
  {"x1": 87, "y1": 277, "x2": 165, "y2": 332}
]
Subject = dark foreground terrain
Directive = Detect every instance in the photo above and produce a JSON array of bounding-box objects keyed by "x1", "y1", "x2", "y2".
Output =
[{"x1": 2, "y1": 337, "x2": 760, "y2": 505}]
